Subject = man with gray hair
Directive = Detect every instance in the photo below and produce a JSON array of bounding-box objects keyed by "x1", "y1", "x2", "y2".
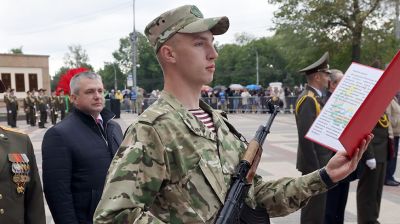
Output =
[
  {"x1": 42, "y1": 71, "x2": 123, "y2": 224},
  {"x1": 326, "y1": 69, "x2": 344, "y2": 99}
]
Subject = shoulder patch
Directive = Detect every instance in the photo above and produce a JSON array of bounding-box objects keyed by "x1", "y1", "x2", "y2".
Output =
[
  {"x1": 137, "y1": 104, "x2": 170, "y2": 125},
  {"x1": 0, "y1": 126, "x2": 26, "y2": 135}
]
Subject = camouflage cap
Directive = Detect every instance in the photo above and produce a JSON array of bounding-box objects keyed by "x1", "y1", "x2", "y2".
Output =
[{"x1": 145, "y1": 5, "x2": 229, "y2": 52}]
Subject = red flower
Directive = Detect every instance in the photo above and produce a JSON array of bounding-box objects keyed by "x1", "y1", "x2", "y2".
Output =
[{"x1": 56, "y1": 68, "x2": 89, "y2": 95}]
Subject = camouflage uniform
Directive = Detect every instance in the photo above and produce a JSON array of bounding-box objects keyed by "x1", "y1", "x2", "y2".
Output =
[{"x1": 94, "y1": 91, "x2": 329, "y2": 224}]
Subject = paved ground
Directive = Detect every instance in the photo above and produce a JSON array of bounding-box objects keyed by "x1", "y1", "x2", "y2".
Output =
[{"x1": 10, "y1": 112, "x2": 400, "y2": 223}]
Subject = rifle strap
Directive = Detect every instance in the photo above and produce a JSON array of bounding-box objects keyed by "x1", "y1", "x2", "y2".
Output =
[
  {"x1": 222, "y1": 116, "x2": 248, "y2": 144},
  {"x1": 221, "y1": 116, "x2": 271, "y2": 224}
]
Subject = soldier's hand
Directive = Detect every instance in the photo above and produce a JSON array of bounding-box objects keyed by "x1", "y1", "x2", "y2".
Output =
[{"x1": 325, "y1": 133, "x2": 373, "y2": 183}]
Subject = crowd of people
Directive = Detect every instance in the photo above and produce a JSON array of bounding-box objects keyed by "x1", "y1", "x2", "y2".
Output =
[{"x1": 0, "y1": 4, "x2": 397, "y2": 224}]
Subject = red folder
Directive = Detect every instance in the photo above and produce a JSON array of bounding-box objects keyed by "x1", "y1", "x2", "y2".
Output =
[{"x1": 339, "y1": 51, "x2": 400, "y2": 157}]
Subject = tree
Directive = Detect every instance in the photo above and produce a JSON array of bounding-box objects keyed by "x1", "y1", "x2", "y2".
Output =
[
  {"x1": 51, "y1": 45, "x2": 93, "y2": 91},
  {"x1": 98, "y1": 62, "x2": 124, "y2": 90},
  {"x1": 112, "y1": 32, "x2": 162, "y2": 92},
  {"x1": 51, "y1": 66, "x2": 70, "y2": 91},
  {"x1": 215, "y1": 38, "x2": 289, "y2": 87},
  {"x1": 9, "y1": 47, "x2": 23, "y2": 54},
  {"x1": 268, "y1": 0, "x2": 385, "y2": 62},
  {"x1": 63, "y1": 44, "x2": 92, "y2": 68}
]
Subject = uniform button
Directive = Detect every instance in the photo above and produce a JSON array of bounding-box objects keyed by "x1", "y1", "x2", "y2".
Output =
[
  {"x1": 0, "y1": 194, "x2": 2, "y2": 199},
  {"x1": 0, "y1": 208, "x2": 4, "y2": 214}
]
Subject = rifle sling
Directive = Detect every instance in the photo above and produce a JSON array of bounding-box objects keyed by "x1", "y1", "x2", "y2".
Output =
[{"x1": 221, "y1": 117, "x2": 270, "y2": 224}]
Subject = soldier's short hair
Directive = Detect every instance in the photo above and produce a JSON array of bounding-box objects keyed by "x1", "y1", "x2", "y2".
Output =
[{"x1": 70, "y1": 71, "x2": 102, "y2": 95}]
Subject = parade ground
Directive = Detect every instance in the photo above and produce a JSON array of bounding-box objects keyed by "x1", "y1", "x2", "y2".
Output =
[{"x1": 12, "y1": 112, "x2": 400, "y2": 224}]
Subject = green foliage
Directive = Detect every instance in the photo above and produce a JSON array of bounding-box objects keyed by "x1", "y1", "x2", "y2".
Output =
[
  {"x1": 215, "y1": 38, "x2": 293, "y2": 87},
  {"x1": 63, "y1": 45, "x2": 92, "y2": 68},
  {"x1": 268, "y1": 0, "x2": 385, "y2": 62},
  {"x1": 51, "y1": 66, "x2": 69, "y2": 91},
  {"x1": 97, "y1": 63, "x2": 125, "y2": 90},
  {"x1": 9, "y1": 46, "x2": 23, "y2": 54},
  {"x1": 111, "y1": 32, "x2": 162, "y2": 92}
]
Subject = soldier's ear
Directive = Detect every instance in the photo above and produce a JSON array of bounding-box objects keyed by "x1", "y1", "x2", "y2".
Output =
[{"x1": 158, "y1": 44, "x2": 176, "y2": 64}]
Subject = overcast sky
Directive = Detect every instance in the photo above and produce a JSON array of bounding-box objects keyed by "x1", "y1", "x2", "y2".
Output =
[{"x1": 0, "y1": 0, "x2": 277, "y2": 76}]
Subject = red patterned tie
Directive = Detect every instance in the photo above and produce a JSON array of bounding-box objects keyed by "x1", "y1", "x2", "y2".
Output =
[{"x1": 96, "y1": 118, "x2": 104, "y2": 130}]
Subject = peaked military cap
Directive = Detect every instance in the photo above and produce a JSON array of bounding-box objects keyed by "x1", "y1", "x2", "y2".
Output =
[
  {"x1": 299, "y1": 52, "x2": 331, "y2": 75},
  {"x1": 38, "y1": 88, "x2": 46, "y2": 92},
  {"x1": 0, "y1": 80, "x2": 5, "y2": 93},
  {"x1": 145, "y1": 5, "x2": 229, "y2": 52}
]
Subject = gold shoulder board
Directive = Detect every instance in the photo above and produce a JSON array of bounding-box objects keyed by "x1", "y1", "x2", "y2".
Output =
[{"x1": 0, "y1": 126, "x2": 26, "y2": 135}]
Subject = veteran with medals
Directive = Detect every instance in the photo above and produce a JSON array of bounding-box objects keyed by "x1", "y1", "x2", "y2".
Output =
[{"x1": 0, "y1": 80, "x2": 46, "y2": 224}]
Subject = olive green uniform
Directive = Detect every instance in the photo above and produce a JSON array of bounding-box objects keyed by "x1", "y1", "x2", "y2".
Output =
[
  {"x1": 0, "y1": 126, "x2": 46, "y2": 224},
  {"x1": 357, "y1": 117, "x2": 389, "y2": 223},
  {"x1": 295, "y1": 86, "x2": 332, "y2": 224}
]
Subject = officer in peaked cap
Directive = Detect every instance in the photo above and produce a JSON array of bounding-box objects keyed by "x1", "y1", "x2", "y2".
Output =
[
  {"x1": 299, "y1": 52, "x2": 331, "y2": 75},
  {"x1": 295, "y1": 51, "x2": 333, "y2": 224},
  {"x1": 0, "y1": 80, "x2": 46, "y2": 224}
]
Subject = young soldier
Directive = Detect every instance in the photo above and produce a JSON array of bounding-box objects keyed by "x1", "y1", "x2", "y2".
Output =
[{"x1": 94, "y1": 5, "x2": 372, "y2": 223}]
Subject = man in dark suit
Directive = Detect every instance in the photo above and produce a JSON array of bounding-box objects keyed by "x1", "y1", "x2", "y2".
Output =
[
  {"x1": 0, "y1": 80, "x2": 46, "y2": 224},
  {"x1": 324, "y1": 69, "x2": 350, "y2": 224},
  {"x1": 42, "y1": 71, "x2": 123, "y2": 224},
  {"x1": 295, "y1": 52, "x2": 332, "y2": 224}
]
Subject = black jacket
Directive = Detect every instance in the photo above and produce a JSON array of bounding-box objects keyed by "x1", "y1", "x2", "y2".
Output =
[{"x1": 42, "y1": 108, "x2": 123, "y2": 224}]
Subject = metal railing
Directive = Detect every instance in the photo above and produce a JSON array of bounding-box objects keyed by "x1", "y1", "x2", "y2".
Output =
[{"x1": 115, "y1": 96, "x2": 298, "y2": 114}]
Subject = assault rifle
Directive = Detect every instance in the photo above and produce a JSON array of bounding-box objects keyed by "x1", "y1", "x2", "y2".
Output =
[{"x1": 215, "y1": 103, "x2": 280, "y2": 224}]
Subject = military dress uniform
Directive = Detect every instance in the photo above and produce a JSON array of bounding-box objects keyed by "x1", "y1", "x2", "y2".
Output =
[
  {"x1": 357, "y1": 115, "x2": 389, "y2": 223},
  {"x1": 58, "y1": 93, "x2": 67, "y2": 120},
  {"x1": 49, "y1": 94, "x2": 59, "y2": 125},
  {"x1": 36, "y1": 89, "x2": 47, "y2": 128},
  {"x1": 8, "y1": 91, "x2": 19, "y2": 128},
  {"x1": 27, "y1": 93, "x2": 37, "y2": 126},
  {"x1": 0, "y1": 126, "x2": 46, "y2": 224},
  {"x1": 94, "y1": 91, "x2": 332, "y2": 224},
  {"x1": 295, "y1": 52, "x2": 333, "y2": 224},
  {"x1": 3, "y1": 90, "x2": 11, "y2": 126},
  {"x1": 23, "y1": 92, "x2": 30, "y2": 125}
]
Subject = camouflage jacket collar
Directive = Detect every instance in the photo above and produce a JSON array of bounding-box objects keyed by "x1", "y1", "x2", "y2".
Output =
[{"x1": 160, "y1": 91, "x2": 218, "y2": 141}]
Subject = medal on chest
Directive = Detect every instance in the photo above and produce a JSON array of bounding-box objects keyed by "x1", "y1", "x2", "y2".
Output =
[{"x1": 8, "y1": 153, "x2": 30, "y2": 194}]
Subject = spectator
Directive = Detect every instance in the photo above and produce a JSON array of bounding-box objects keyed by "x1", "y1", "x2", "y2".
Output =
[{"x1": 42, "y1": 71, "x2": 123, "y2": 224}]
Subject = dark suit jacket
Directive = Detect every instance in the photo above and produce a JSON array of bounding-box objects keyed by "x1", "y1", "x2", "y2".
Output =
[
  {"x1": 295, "y1": 86, "x2": 332, "y2": 174},
  {"x1": 42, "y1": 108, "x2": 123, "y2": 224},
  {"x1": 0, "y1": 127, "x2": 45, "y2": 224}
]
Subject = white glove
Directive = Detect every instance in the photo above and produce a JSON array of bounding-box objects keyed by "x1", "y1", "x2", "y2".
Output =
[{"x1": 366, "y1": 158, "x2": 377, "y2": 170}]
